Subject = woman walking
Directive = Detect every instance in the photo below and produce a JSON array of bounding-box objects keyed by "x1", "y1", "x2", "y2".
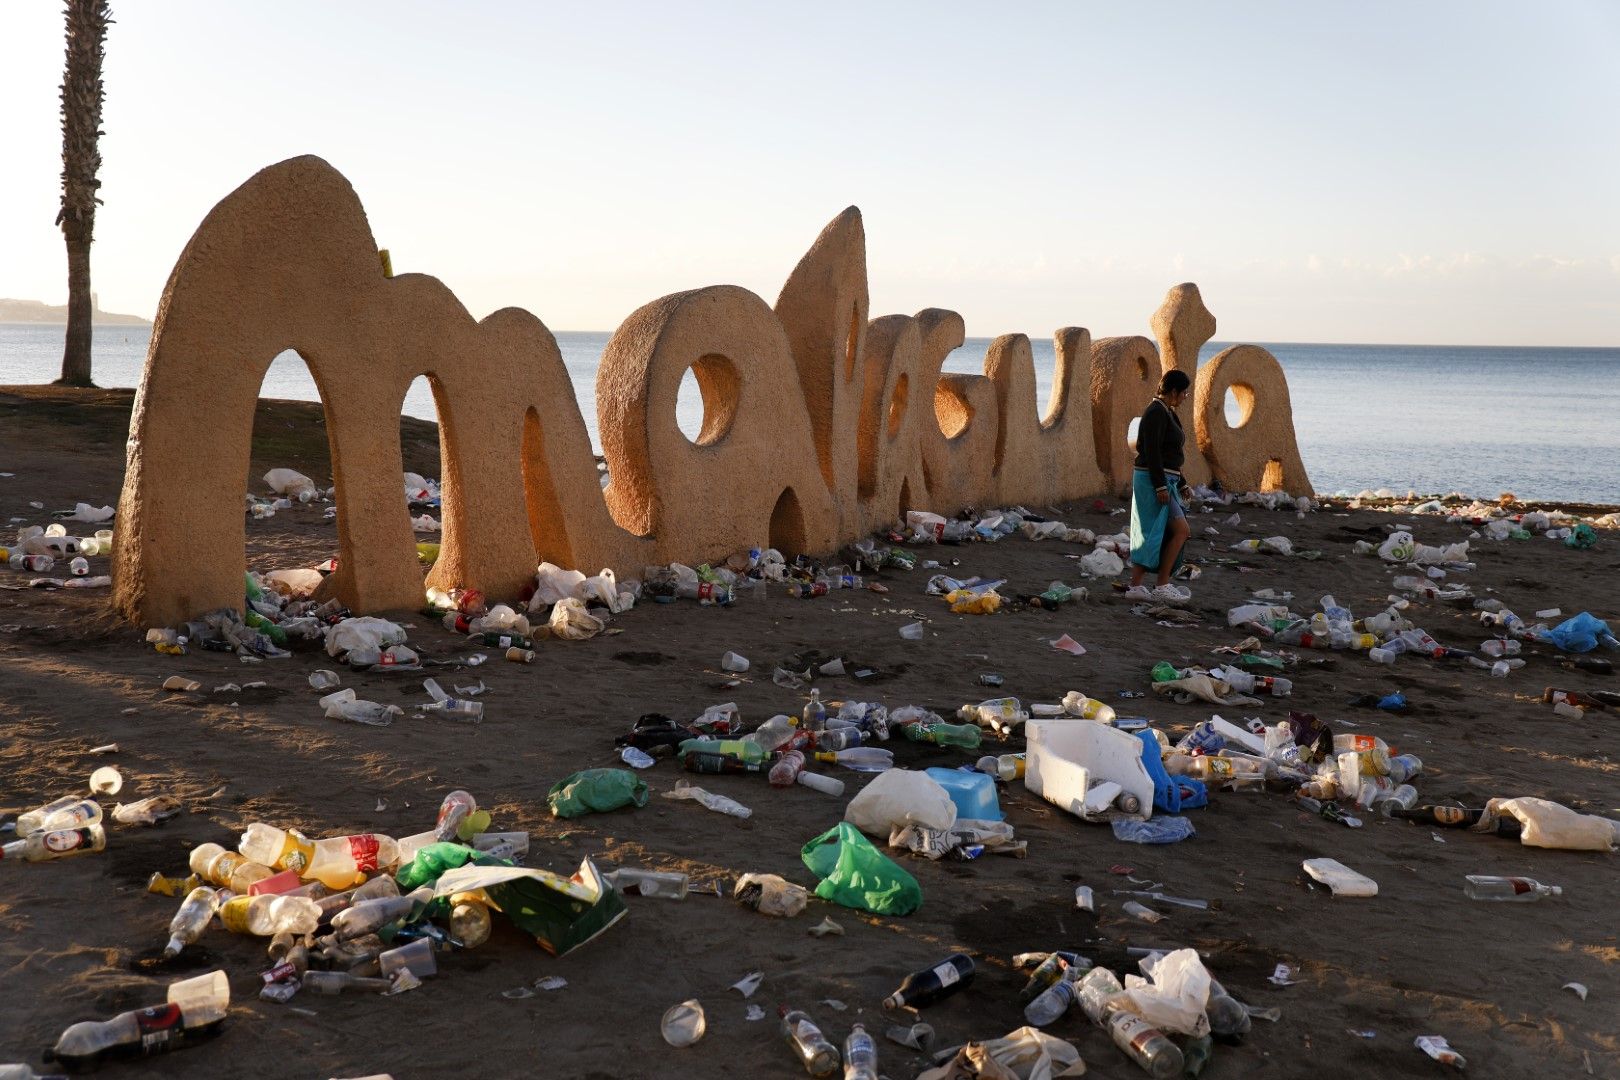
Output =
[{"x1": 1125, "y1": 370, "x2": 1193, "y2": 602}]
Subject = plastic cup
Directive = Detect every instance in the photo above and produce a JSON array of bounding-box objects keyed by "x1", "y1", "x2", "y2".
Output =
[
  {"x1": 899, "y1": 622, "x2": 925, "y2": 640},
  {"x1": 661, "y1": 999, "x2": 706, "y2": 1047},
  {"x1": 89, "y1": 766, "x2": 123, "y2": 795},
  {"x1": 720, "y1": 651, "x2": 750, "y2": 672}
]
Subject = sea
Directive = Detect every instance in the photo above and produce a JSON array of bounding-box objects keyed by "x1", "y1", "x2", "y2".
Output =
[{"x1": 3, "y1": 323, "x2": 1616, "y2": 504}]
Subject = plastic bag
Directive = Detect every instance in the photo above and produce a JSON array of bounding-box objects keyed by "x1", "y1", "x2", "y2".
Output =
[
  {"x1": 1536, "y1": 612, "x2": 1613, "y2": 654},
  {"x1": 918, "y1": 1026, "x2": 1084, "y2": 1080},
  {"x1": 801, "y1": 822, "x2": 922, "y2": 916},
  {"x1": 1112, "y1": 816, "x2": 1196, "y2": 844},
  {"x1": 1114, "y1": 948, "x2": 1212, "y2": 1037},
  {"x1": 1078, "y1": 547, "x2": 1124, "y2": 578},
  {"x1": 325, "y1": 616, "x2": 408, "y2": 658},
  {"x1": 1377, "y1": 531, "x2": 1416, "y2": 562},
  {"x1": 583, "y1": 568, "x2": 628, "y2": 612},
  {"x1": 1485, "y1": 796, "x2": 1619, "y2": 851},
  {"x1": 546, "y1": 768, "x2": 648, "y2": 818},
  {"x1": 662, "y1": 779, "x2": 752, "y2": 819},
  {"x1": 1565, "y1": 523, "x2": 1598, "y2": 549},
  {"x1": 845, "y1": 769, "x2": 957, "y2": 836},
  {"x1": 264, "y1": 568, "x2": 323, "y2": 598},
  {"x1": 549, "y1": 597, "x2": 605, "y2": 640},
  {"x1": 530, "y1": 562, "x2": 588, "y2": 609},
  {"x1": 733, "y1": 872, "x2": 808, "y2": 916}
]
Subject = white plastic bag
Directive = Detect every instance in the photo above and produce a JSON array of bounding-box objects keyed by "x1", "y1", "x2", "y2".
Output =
[
  {"x1": 325, "y1": 616, "x2": 408, "y2": 658},
  {"x1": 844, "y1": 769, "x2": 957, "y2": 837},
  {"x1": 1114, "y1": 947, "x2": 1212, "y2": 1038},
  {"x1": 264, "y1": 568, "x2": 323, "y2": 598},
  {"x1": 1378, "y1": 531, "x2": 1416, "y2": 562},
  {"x1": 529, "y1": 562, "x2": 587, "y2": 609},
  {"x1": 1487, "y1": 796, "x2": 1619, "y2": 852},
  {"x1": 919, "y1": 1026, "x2": 1085, "y2": 1080},
  {"x1": 1078, "y1": 547, "x2": 1124, "y2": 578},
  {"x1": 548, "y1": 597, "x2": 605, "y2": 640},
  {"x1": 583, "y1": 568, "x2": 627, "y2": 612},
  {"x1": 263, "y1": 468, "x2": 316, "y2": 497}
]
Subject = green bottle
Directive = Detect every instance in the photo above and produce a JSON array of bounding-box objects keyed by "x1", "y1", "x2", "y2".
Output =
[
  {"x1": 244, "y1": 571, "x2": 264, "y2": 602},
  {"x1": 244, "y1": 610, "x2": 288, "y2": 645},
  {"x1": 903, "y1": 722, "x2": 982, "y2": 750},
  {"x1": 676, "y1": 738, "x2": 767, "y2": 764},
  {"x1": 1150, "y1": 661, "x2": 1180, "y2": 683}
]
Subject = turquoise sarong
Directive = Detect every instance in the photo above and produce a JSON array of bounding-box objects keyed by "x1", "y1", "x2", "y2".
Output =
[{"x1": 1129, "y1": 467, "x2": 1184, "y2": 572}]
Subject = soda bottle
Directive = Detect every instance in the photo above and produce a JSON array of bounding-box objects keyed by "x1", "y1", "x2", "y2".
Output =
[
  {"x1": 901, "y1": 722, "x2": 982, "y2": 751},
  {"x1": 218, "y1": 894, "x2": 322, "y2": 936},
  {"x1": 1060, "y1": 691, "x2": 1115, "y2": 722},
  {"x1": 769, "y1": 749, "x2": 807, "y2": 788},
  {"x1": 813, "y1": 728, "x2": 863, "y2": 752},
  {"x1": 779, "y1": 1007, "x2": 840, "y2": 1077},
  {"x1": 434, "y1": 790, "x2": 477, "y2": 841},
  {"x1": 742, "y1": 714, "x2": 800, "y2": 753},
  {"x1": 1386, "y1": 753, "x2": 1423, "y2": 784},
  {"x1": 301, "y1": 832, "x2": 400, "y2": 891},
  {"x1": 9, "y1": 553, "x2": 54, "y2": 572},
  {"x1": 883, "y1": 954, "x2": 975, "y2": 1009},
  {"x1": 1106, "y1": 1010, "x2": 1184, "y2": 1078},
  {"x1": 330, "y1": 887, "x2": 430, "y2": 940},
  {"x1": 1464, "y1": 875, "x2": 1562, "y2": 901},
  {"x1": 1480, "y1": 639, "x2": 1521, "y2": 657},
  {"x1": 44, "y1": 971, "x2": 228, "y2": 1069},
  {"x1": 188, "y1": 843, "x2": 274, "y2": 893},
  {"x1": 803, "y1": 689, "x2": 827, "y2": 731},
  {"x1": 1024, "y1": 977, "x2": 1078, "y2": 1027},
  {"x1": 162, "y1": 887, "x2": 222, "y2": 958},
  {"x1": 15, "y1": 796, "x2": 101, "y2": 836},
  {"x1": 813, "y1": 747, "x2": 895, "y2": 772},
  {"x1": 842, "y1": 1023, "x2": 877, "y2": 1080},
  {"x1": 676, "y1": 580, "x2": 735, "y2": 605},
  {"x1": 1, "y1": 825, "x2": 105, "y2": 863},
  {"x1": 238, "y1": 823, "x2": 316, "y2": 874}
]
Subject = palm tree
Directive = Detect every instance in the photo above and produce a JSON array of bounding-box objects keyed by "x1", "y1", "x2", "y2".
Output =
[{"x1": 55, "y1": 0, "x2": 113, "y2": 388}]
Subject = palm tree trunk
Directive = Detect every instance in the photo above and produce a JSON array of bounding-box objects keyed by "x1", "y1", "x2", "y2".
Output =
[
  {"x1": 59, "y1": 226, "x2": 94, "y2": 387},
  {"x1": 55, "y1": 0, "x2": 112, "y2": 389}
]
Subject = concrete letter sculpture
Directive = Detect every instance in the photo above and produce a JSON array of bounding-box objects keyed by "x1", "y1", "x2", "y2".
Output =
[{"x1": 113, "y1": 156, "x2": 1312, "y2": 626}]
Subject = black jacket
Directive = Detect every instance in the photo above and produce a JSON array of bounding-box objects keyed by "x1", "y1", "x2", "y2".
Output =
[{"x1": 1133, "y1": 397, "x2": 1185, "y2": 491}]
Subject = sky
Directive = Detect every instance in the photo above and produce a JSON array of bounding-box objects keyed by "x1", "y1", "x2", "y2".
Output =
[{"x1": 1, "y1": 2, "x2": 1617, "y2": 346}]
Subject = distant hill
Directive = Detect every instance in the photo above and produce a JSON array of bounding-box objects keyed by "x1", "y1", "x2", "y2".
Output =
[{"x1": 0, "y1": 296, "x2": 150, "y2": 326}]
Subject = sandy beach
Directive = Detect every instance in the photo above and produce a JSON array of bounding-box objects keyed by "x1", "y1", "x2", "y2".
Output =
[{"x1": 1, "y1": 388, "x2": 1617, "y2": 1079}]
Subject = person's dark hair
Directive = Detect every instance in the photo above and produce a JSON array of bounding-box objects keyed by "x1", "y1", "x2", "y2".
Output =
[{"x1": 1158, "y1": 370, "x2": 1191, "y2": 395}]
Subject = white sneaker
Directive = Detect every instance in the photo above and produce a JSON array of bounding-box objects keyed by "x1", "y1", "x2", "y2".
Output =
[
  {"x1": 1125, "y1": 584, "x2": 1153, "y2": 601},
  {"x1": 1152, "y1": 583, "x2": 1191, "y2": 604}
]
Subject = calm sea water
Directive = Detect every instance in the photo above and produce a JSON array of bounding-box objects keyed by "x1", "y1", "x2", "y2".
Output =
[{"x1": 3, "y1": 323, "x2": 1616, "y2": 503}]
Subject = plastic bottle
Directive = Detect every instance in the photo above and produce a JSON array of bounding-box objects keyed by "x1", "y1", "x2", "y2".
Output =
[
  {"x1": 813, "y1": 747, "x2": 895, "y2": 772},
  {"x1": 813, "y1": 728, "x2": 864, "y2": 752},
  {"x1": 901, "y1": 722, "x2": 982, "y2": 750},
  {"x1": 9, "y1": 553, "x2": 54, "y2": 572},
  {"x1": 802, "y1": 689, "x2": 827, "y2": 731},
  {"x1": 1060, "y1": 691, "x2": 1116, "y2": 722},
  {"x1": 1076, "y1": 966, "x2": 1124, "y2": 1025},
  {"x1": 162, "y1": 887, "x2": 222, "y2": 958},
  {"x1": 15, "y1": 796, "x2": 102, "y2": 836},
  {"x1": 769, "y1": 749, "x2": 807, "y2": 788},
  {"x1": 676, "y1": 580, "x2": 735, "y2": 605},
  {"x1": 309, "y1": 834, "x2": 401, "y2": 891},
  {"x1": 330, "y1": 887, "x2": 429, "y2": 940},
  {"x1": 418, "y1": 697, "x2": 483, "y2": 720},
  {"x1": 842, "y1": 1024, "x2": 877, "y2": 1080},
  {"x1": 780, "y1": 1007, "x2": 840, "y2": 1077},
  {"x1": 1480, "y1": 639, "x2": 1522, "y2": 657},
  {"x1": 450, "y1": 900, "x2": 492, "y2": 948},
  {"x1": 883, "y1": 954, "x2": 975, "y2": 1009},
  {"x1": 301, "y1": 970, "x2": 392, "y2": 995},
  {"x1": 743, "y1": 714, "x2": 800, "y2": 753},
  {"x1": 1386, "y1": 753, "x2": 1424, "y2": 784},
  {"x1": 796, "y1": 771, "x2": 845, "y2": 796},
  {"x1": 434, "y1": 790, "x2": 477, "y2": 841},
  {"x1": 1019, "y1": 951, "x2": 1074, "y2": 1001},
  {"x1": 1, "y1": 825, "x2": 105, "y2": 863},
  {"x1": 1376, "y1": 785, "x2": 1419, "y2": 815},
  {"x1": 1106, "y1": 1010, "x2": 1184, "y2": 1078},
  {"x1": 603, "y1": 867, "x2": 689, "y2": 899},
  {"x1": 1206, "y1": 978, "x2": 1251, "y2": 1037},
  {"x1": 44, "y1": 971, "x2": 228, "y2": 1069},
  {"x1": 238, "y1": 823, "x2": 316, "y2": 874},
  {"x1": 218, "y1": 893, "x2": 322, "y2": 936},
  {"x1": 1024, "y1": 976, "x2": 1079, "y2": 1027},
  {"x1": 1463, "y1": 875, "x2": 1562, "y2": 901},
  {"x1": 188, "y1": 843, "x2": 275, "y2": 893}
]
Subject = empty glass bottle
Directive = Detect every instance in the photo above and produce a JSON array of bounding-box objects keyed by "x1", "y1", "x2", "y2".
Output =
[
  {"x1": 1106, "y1": 1010, "x2": 1184, "y2": 1078},
  {"x1": 780, "y1": 1007, "x2": 840, "y2": 1077},
  {"x1": 162, "y1": 886, "x2": 222, "y2": 959},
  {"x1": 1463, "y1": 875, "x2": 1562, "y2": 901},
  {"x1": 883, "y1": 954, "x2": 975, "y2": 1009},
  {"x1": 2, "y1": 825, "x2": 105, "y2": 863},
  {"x1": 842, "y1": 1023, "x2": 877, "y2": 1080}
]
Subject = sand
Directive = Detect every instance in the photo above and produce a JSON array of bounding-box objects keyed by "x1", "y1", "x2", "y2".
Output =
[{"x1": 1, "y1": 388, "x2": 1617, "y2": 1079}]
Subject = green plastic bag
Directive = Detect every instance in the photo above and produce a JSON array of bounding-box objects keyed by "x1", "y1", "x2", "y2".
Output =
[
  {"x1": 801, "y1": 822, "x2": 922, "y2": 916},
  {"x1": 396, "y1": 841, "x2": 479, "y2": 891},
  {"x1": 547, "y1": 768, "x2": 648, "y2": 819}
]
